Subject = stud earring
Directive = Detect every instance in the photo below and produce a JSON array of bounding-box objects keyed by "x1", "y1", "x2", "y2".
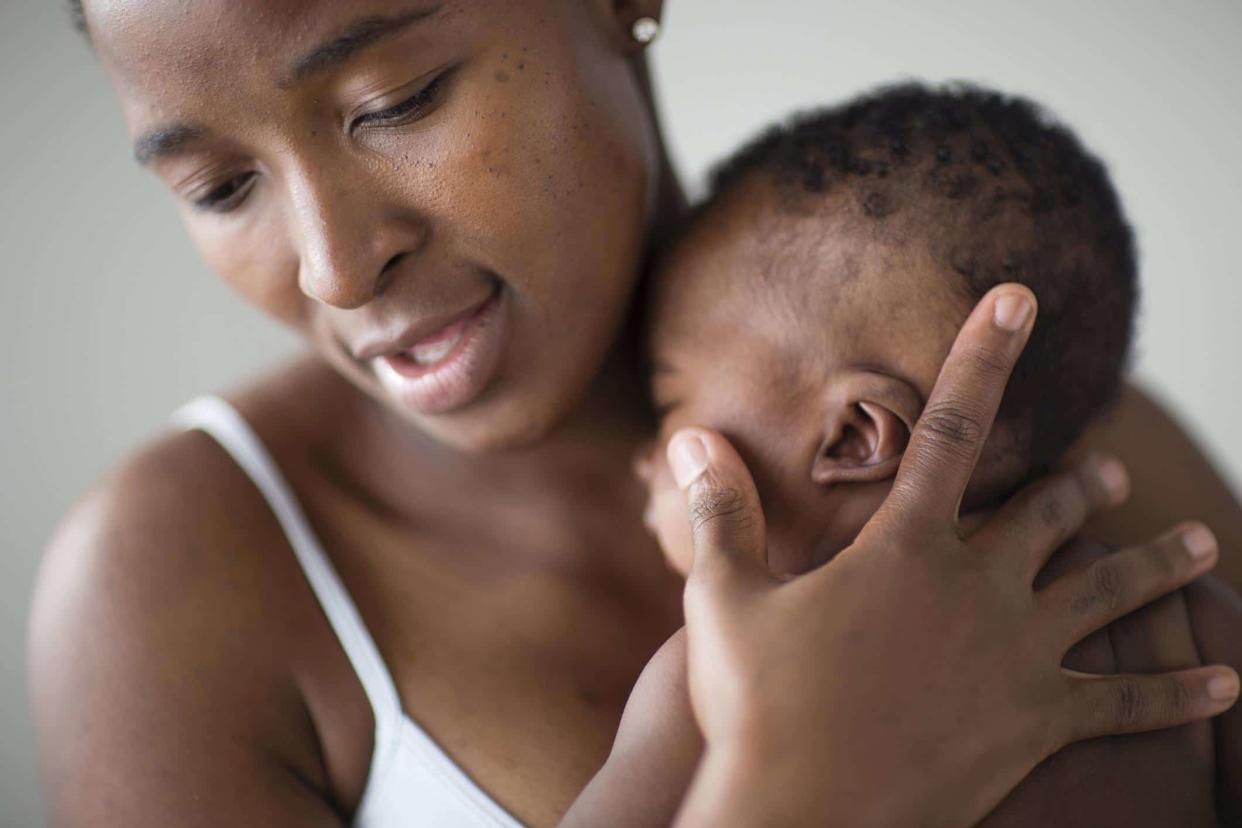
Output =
[{"x1": 632, "y1": 16, "x2": 661, "y2": 45}]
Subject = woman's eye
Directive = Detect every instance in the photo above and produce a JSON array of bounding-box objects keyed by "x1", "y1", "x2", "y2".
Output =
[
  {"x1": 352, "y1": 68, "x2": 454, "y2": 131},
  {"x1": 191, "y1": 172, "x2": 257, "y2": 213}
]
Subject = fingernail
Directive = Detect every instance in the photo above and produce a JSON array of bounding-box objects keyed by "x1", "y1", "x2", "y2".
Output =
[
  {"x1": 993, "y1": 292, "x2": 1034, "y2": 332},
  {"x1": 1207, "y1": 672, "x2": 1239, "y2": 702},
  {"x1": 668, "y1": 435, "x2": 709, "y2": 489},
  {"x1": 1094, "y1": 456, "x2": 1129, "y2": 504},
  {"x1": 1184, "y1": 524, "x2": 1217, "y2": 561}
]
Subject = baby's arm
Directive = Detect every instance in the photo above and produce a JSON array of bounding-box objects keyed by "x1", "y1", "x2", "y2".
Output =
[
  {"x1": 559, "y1": 629, "x2": 702, "y2": 828},
  {"x1": 1184, "y1": 574, "x2": 1242, "y2": 824}
]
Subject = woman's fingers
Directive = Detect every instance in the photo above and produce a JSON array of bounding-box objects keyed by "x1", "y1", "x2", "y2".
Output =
[
  {"x1": 976, "y1": 453, "x2": 1130, "y2": 582},
  {"x1": 1065, "y1": 666, "x2": 1240, "y2": 741},
  {"x1": 667, "y1": 428, "x2": 770, "y2": 599},
  {"x1": 1042, "y1": 523, "x2": 1219, "y2": 646},
  {"x1": 881, "y1": 285, "x2": 1037, "y2": 528}
]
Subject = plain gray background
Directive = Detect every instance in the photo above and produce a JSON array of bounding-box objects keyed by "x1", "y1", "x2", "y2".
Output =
[{"x1": 2, "y1": 1, "x2": 1240, "y2": 824}]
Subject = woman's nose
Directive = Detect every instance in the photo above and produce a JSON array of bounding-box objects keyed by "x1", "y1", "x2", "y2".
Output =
[{"x1": 286, "y1": 163, "x2": 427, "y2": 310}]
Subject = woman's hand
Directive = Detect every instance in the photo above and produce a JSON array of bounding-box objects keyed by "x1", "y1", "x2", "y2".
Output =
[
  {"x1": 982, "y1": 540, "x2": 1217, "y2": 827},
  {"x1": 669, "y1": 285, "x2": 1240, "y2": 828}
]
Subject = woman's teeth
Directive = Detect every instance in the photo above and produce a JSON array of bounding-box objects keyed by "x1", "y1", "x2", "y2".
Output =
[{"x1": 410, "y1": 330, "x2": 463, "y2": 366}]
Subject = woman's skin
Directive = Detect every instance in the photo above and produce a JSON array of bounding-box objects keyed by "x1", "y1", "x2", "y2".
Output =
[{"x1": 29, "y1": 1, "x2": 1242, "y2": 826}]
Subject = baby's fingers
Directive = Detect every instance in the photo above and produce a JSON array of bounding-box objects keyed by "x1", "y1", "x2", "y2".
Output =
[
  {"x1": 1064, "y1": 666, "x2": 1239, "y2": 742},
  {"x1": 1041, "y1": 523, "x2": 1218, "y2": 647}
]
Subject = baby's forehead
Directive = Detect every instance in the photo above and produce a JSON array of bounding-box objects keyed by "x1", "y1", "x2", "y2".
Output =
[{"x1": 654, "y1": 179, "x2": 963, "y2": 359}]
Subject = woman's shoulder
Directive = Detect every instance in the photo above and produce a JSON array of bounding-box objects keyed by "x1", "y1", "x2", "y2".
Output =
[
  {"x1": 38, "y1": 360, "x2": 327, "y2": 587},
  {"x1": 31, "y1": 385, "x2": 304, "y2": 672},
  {"x1": 29, "y1": 358, "x2": 368, "y2": 820},
  {"x1": 41, "y1": 354, "x2": 352, "y2": 567},
  {"x1": 34, "y1": 355, "x2": 362, "y2": 626}
]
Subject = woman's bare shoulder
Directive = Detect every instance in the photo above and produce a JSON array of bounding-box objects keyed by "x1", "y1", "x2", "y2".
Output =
[
  {"x1": 38, "y1": 360, "x2": 325, "y2": 589},
  {"x1": 40, "y1": 354, "x2": 352, "y2": 567},
  {"x1": 31, "y1": 356, "x2": 357, "y2": 677},
  {"x1": 29, "y1": 361, "x2": 357, "y2": 824},
  {"x1": 30, "y1": 396, "x2": 302, "y2": 699}
]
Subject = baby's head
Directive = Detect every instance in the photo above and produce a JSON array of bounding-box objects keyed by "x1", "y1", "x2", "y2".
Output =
[{"x1": 643, "y1": 82, "x2": 1138, "y2": 577}]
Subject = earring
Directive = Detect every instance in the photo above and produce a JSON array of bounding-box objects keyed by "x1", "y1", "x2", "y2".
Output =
[{"x1": 632, "y1": 16, "x2": 661, "y2": 45}]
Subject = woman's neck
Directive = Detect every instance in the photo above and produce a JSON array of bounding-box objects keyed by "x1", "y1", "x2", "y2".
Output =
[{"x1": 297, "y1": 328, "x2": 653, "y2": 553}]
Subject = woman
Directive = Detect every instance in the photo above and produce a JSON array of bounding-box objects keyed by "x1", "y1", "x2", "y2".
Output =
[{"x1": 30, "y1": 1, "x2": 1240, "y2": 825}]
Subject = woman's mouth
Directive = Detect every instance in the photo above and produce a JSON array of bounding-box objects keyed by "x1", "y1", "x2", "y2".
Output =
[{"x1": 372, "y1": 286, "x2": 507, "y2": 416}]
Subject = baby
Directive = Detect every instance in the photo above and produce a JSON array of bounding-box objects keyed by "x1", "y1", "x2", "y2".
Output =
[{"x1": 562, "y1": 83, "x2": 1242, "y2": 826}]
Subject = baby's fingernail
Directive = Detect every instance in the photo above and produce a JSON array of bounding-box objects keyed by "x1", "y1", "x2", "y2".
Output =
[
  {"x1": 1093, "y1": 455, "x2": 1129, "y2": 504},
  {"x1": 1183, "y1": 524, "x2": 1216, "y2": 561},
  {"x1": 1207, "y1": 672, "x2": 1239, "y2": 702},
  {"x1": 668, "y1": 434, "x2": 708, "y2": 489},
  {"x1": 993, "y1": 292, "x2": 1034, "y2": 332}
]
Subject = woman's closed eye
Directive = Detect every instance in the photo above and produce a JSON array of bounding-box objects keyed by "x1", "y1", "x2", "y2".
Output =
[
  {"x1": 191, "y1": 171, "x2": 258, "y2": 213},
  {"x1": 183, "y1": 67, "x2": 458, "y2": 215},
  {"x1": 350, "y1": 66, "x2": 457, "y2": 132}
]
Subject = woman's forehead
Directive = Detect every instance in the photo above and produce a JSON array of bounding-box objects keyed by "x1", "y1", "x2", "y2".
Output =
[
  {"x1": 88, "y1": 0, "x2": 456, "y2": 80},
  {"x1": 85, "y1": 0, "x2": 485, "y2": 148}
]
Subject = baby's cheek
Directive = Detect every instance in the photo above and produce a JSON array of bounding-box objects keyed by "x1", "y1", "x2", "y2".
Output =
[{"x1": 643, "y1": 455, "x2": 695, "y2": 579}]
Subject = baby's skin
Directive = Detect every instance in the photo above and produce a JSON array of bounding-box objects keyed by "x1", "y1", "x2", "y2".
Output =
[{"x1": 561, "y1": 173, "x2": 1242, "y2": 826}]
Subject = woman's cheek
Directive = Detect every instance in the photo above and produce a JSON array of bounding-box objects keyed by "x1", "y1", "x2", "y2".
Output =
[{"x1": 185, "y1": 205, "x2": 307, "y2": 329}]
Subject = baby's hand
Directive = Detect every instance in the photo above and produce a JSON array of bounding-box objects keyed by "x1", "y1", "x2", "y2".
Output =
[{"x1": 635, "y1": 441, "x2": 695, "y2": 578}]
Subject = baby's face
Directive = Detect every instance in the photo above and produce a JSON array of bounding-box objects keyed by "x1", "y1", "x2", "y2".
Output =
[{"x1": 642, "y1": 178, "x2": 970, "y2": 577}]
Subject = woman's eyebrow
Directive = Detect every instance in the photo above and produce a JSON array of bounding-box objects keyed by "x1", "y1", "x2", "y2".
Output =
[
  {"x1": 279, "y1": 4, "x2": 445, "y2": 88},
  {"x1": 134, "y1": 123, "x2": 205, "y2": 166}
]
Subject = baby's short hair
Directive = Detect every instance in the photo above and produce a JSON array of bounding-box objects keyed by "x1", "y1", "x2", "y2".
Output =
[{"x1": 705, "y1": 81, "x2": 1138, "y2": 478}]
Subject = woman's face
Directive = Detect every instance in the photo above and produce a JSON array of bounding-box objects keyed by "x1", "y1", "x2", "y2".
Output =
[{"x1": 86, "y1": 0, "x2": 662, "y2": 450}]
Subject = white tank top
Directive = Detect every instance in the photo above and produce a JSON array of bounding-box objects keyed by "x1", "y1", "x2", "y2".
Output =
[{"x1": 172, "y1": 396, "x2": 527, "y2": 828}]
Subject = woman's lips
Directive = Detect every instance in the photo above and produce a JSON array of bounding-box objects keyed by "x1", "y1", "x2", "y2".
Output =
[{"x1": 373, "y1": 288, "x2": 506, "y2": 415}]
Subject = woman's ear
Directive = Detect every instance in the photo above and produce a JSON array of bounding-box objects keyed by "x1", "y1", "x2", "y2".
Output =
[{"x1": 811, "y1": 373, "x2": 921, "y2": 486}]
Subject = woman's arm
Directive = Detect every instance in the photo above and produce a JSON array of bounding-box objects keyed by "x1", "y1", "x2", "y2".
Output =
[{"x1": 1073, "y1": 383, "x2": 1242, "y2": 590}]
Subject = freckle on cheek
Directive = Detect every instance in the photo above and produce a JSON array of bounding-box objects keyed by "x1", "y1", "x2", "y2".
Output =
[{"x1": 495, "y1": 70, "x2": 510, "y2": 83}]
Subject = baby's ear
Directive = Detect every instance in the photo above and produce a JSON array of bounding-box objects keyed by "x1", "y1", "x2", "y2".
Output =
[{"x1": 811, "y1": 373, "x2": 921, "y2": 486}]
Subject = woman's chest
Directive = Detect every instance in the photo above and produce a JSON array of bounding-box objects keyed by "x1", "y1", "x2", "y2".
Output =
[{"x1": 329, "y1": 517, "x2": 684, "y2": 826}]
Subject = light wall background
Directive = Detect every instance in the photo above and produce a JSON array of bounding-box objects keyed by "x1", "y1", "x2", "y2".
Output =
[{"x1": 2, "y1": 0, "x2": 1239, "y2": 824}]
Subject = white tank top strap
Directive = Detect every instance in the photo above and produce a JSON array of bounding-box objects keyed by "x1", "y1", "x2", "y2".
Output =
[{"x1": 170, "y1": 396, "x2": 404, "y2": 789}]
